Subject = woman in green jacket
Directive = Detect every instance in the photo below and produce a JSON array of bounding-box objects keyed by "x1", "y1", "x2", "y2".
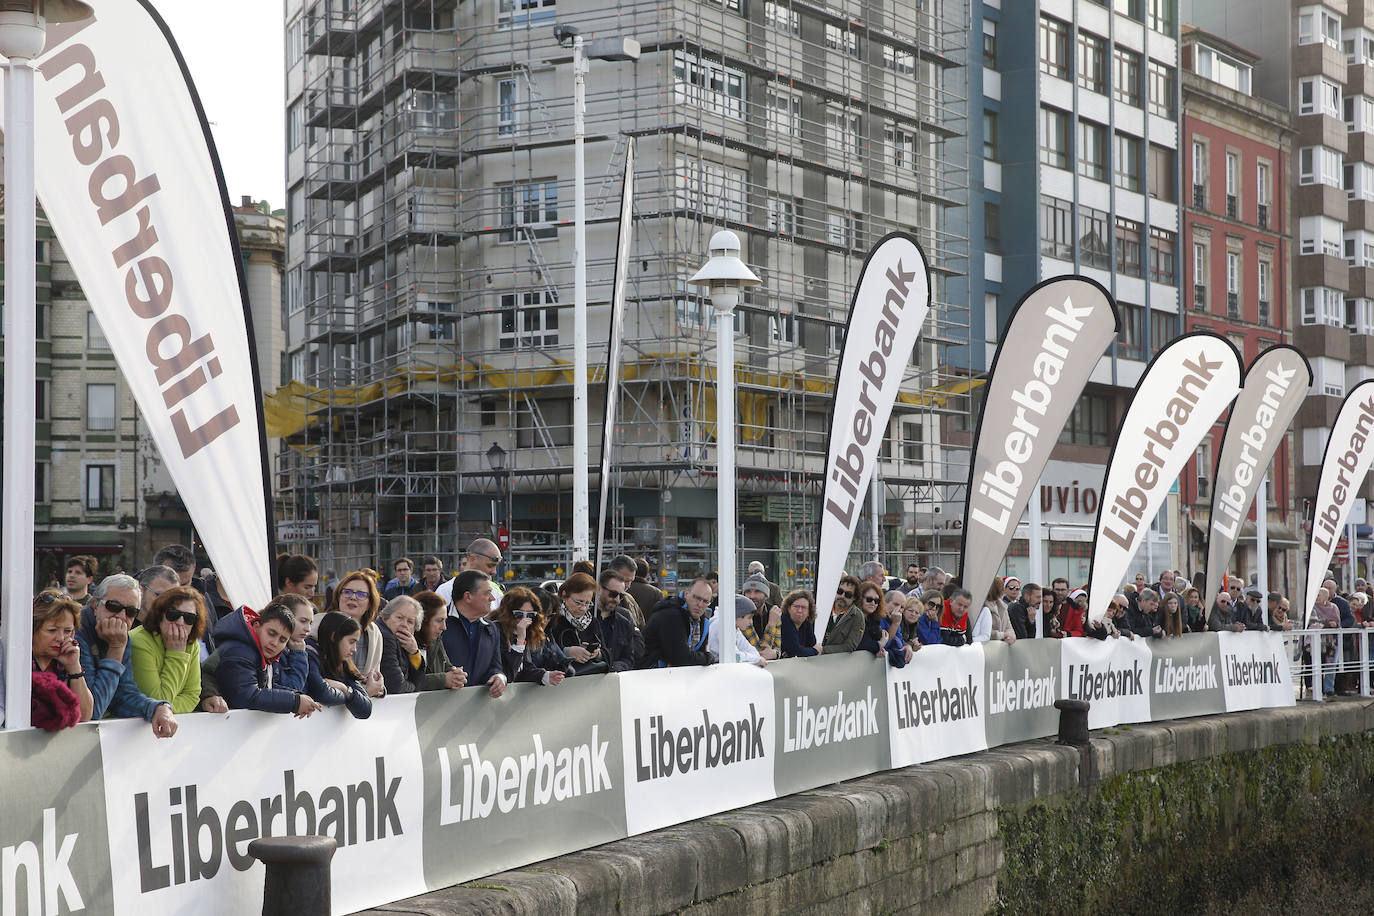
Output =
[
  {"x1": 414, "y1": 590, "x2": 466, "y2": 689},
  {"x1": 130, "y1": 585, "x2": 208, "y2": 714}
]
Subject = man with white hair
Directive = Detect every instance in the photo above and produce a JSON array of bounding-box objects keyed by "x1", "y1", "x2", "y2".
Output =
[
  {"x1": 746, "y1": 560, "x2": 783, "y2": 608},
  {"x1": 76, "y1": 574, "x2": 178, "y2": 737}
]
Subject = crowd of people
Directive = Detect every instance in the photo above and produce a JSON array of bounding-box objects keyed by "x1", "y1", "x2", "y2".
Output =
[{"x1": 9, "y1": 544, "x2": 1374, "y2": 732}]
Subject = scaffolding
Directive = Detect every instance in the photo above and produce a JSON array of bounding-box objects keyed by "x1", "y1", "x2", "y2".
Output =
[{"x1": 277, "y1": 0, "x2": 972, "y2": 586}]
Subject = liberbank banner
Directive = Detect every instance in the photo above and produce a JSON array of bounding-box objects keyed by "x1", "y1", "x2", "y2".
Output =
[{"x1": 2, "y1": 635, "x2": 1293, "y2": 914}]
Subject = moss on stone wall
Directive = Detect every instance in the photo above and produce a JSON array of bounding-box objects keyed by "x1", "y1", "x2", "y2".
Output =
[{"x1": 995, "y1": 733, "x2": 1374, "y2": 915}]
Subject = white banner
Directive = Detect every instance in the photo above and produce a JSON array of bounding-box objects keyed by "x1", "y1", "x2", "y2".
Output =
[
  {"x1": 618, "y1": 665, "x2": 776, "y2": 836},
  {"x1": 1217, "y1": 631, "x2": 1296, "y2": 712},
  {"x1": 1088, "y1": 334, "x2": 1242, "y2": 619},
  {"x1": 594, "y1": 142, "x2": 634, "y2": 572},
  {"x1": 17, "y1": 3, "x2": 273, "y2": 607},
  {"x1": 886, "y1": 645, "x2": 987, "y2": 767},
  {"x1": 1060, "y1": 636, "x2": 1153, "y2": 730},
  {"x1": 1303, "y1": 380, "x2": 1374, "y2": 611},
  {"x1": 98, "y1": 700, "x2": 428, "y2": 916},
  {"x1": 815, "y1": 234, "x2": 931, "y2": 636}
]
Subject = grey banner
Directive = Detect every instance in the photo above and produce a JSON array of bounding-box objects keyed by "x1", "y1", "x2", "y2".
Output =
[
  {"x1": 1204, "y1": 347, "x2": 1312, "y2": 602},
  {"x1": 959, "y1": 278, "x2": 1118, "y2": 602},
  {"x1": 770, "y1": 654, "x2": 889, "y2": 796},
  {"x1": 982, "y1": 639, "x2": 1063, "y2": 747},
  {"x1": 416, "y1": 676, "x2": 627, "y2": 890},
  {"x1": 0, "y1": 725, "x2": 113, "y2": 912},
  {"x1": 1148, "y1": 633, "x2": 1227, "y2": 720}
]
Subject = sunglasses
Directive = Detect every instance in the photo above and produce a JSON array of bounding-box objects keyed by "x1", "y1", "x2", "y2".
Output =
[
  {"x1": 472, "y1": 552, "x2": 501, "y2": 563},
  {"x1": 602, "y1": 590, "x2": 625, "y2": 600},
  {"x1": 862, "y1": 595, "x2": 880, "y2": 604},
  {"x1": 513, "y1": 609, "x2": 538, "y2": 620},
  {"x1": 340, "y1": 587, "x2": 369, "y2": 600},
  {"x1": 100, "y1": 599, "x2": 137, "y2": 618},
  {"x1": 925, "y1": 602, "x2": 941, "y2": 609},
  {"x1": 837, "y1": 589, "x2": 854, "y2": 599},
  {"x1": 163, "y1": 609, "x2": 198, "y2": 625}
]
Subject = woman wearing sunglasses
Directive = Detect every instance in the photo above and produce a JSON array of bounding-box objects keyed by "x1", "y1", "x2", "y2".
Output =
[
  {"x1": 494, "y1": 587, "x2": 567, "y2": 686},
  {"x1": 322, "y1": 571, "x2": 386, "y2": 697},
  {"x1": 130, "y1": 586, "x2": 210, "y2": 714},
  {"x1": 822, "y1": 575, "x2": 867, "y2": 653}
]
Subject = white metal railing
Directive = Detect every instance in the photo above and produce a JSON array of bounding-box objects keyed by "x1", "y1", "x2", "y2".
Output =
[{"x1": 1279, "y1": 627, "x2": 1373, "y2": 700}]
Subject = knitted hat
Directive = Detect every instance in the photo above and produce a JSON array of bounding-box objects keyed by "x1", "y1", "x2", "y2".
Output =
[
  {"x1": 741, "y1": 574, "x2": 770, "y2": 595},
  {"x1": 734, "y1": 595, "x2": 756, "y2": 617}
]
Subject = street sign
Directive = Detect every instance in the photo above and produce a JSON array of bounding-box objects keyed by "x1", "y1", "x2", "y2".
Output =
[{"x1": 276, "y1": 520, "x2": 320, "y2": 542}]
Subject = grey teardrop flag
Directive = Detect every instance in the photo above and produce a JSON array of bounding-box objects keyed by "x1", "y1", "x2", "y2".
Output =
[
  {"x1": 958, "y1": 277, "x2": 1118, "y2": 604},
  {"x1": 1303, "y1": 380, "x2": 1374, "y2": 612},
  {"x1": 1203, "y1": 346, "x2": 1311, "y2": 603}
]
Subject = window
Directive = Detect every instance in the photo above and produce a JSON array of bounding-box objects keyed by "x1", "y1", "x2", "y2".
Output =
[
  {"x1": 1115, "y1": 132, "x2": 1142, "y2": 191},
  {"x1": 1040, "y1": 195, "x2": 1074, "y2": 260},
  {"x1": 287, "y1": 266, "x2": 304, "y2": 314},
  {"x1": 985, "y1": 202, "x2": 1002, "y2": 253},
  {"x1": 498, "y1": 78, "x2": 519, "y2": 135},
  {"x1": 676, "y1": 156, "x2": 747, "y2": 223},
  {"x1": 1346, "y1": 28, "x2": 1374, "y2": 66},
  {"x1": 1151, "y1": 309, "x2": 1177, "y2": 352},
  {"x1": 1297, "y1": 5, "x2": 1342, "y2": 49},
  {"x1": 1079, "y1": 205, "x2": 1110, "y2": 268},
  {"x1": 287, "y1": 100, "x2": 304, "y2": 151},
  {"x1": 825, "y1": 23, "x2": 860, "y2": 58},
  {"x1": 1147, "y1": 0, "x2": 1175, "y2": 34},
  {"x1": 1196, "y1": 46, "x2": 1252, "y2": 93},
  {"x1": 901, "y1": 420, "x2": 926, "y2": 463},
  {"x1": 1225, "y1": 151, "x2": 1241, "y2": 218},
  {"x1": 1301, "y1": 146, "x2": 1343, "y2": 187},
  {"x1": 517, "y1": 397, "x2": 571, "y2": 448},
  {"x1": 826, "y1": 106, "x2": 861, "y2": 158},
  {"x1": 1345, "y1": 230, "x2": 1374, "y2": 266},
  {"x1": 1301, "y1": 215, "x2": 1343, "y2": 256},
  {"x1": 85, "y1": 465, "x2": 115, "y2": 512},
  {"x1": 1118, "y1": 302, "x2": 1145, "y2": 359},
  {"x1": 1196, "y1": 443, "x2": 1212, "y2": 498},
  {"x1": 883, "y1": 43, "x2": 915, "y2": 74},
  {"x1": 35, "y1": 378, "x2": 48, "y2": 421},
  {"x1": 1312, "y1": 356, "x2": 1346, "y2": 397},
  {"x1": 766, "y1": 196, "x2": 797, "y2": 235},
  {"x1": 86, "y1": 383, "x2": 115, "y2": 431},
  {"x1": 1256, "y1": 161, "x2": 1271, "y2": 226},
  {"x1": 1116, "y1": 217, "x2": 1143, "y2": 277},
  {"x1": 764, "y1": 1, "x2": 800, "y2": 34},
  {"x1": 1148, "y1": 143, "x2": 1175, "y2": 201},
  {"x1": 1039, "y1": 16, "x2": 1070, "y2": 79},
  {"x1": 1347, "y1": 160, "x2": 1374, "y2": 200},
  {"x1": 288, "y1": 183, "x2": 305, "y2": 233},
  {"x1": 1040, "y1": 106, "x2": 1070, "y2": 169},
  {"x1": 499, "y1": 291, "x2": 559, "y2": 350},
  {"x1": 983, "y1": 110, "x2": 999, "y2": 161},
  {"x1": 1147, "y1": 60, "x2": 1175, "y2": 117},
  {"x1": 887, "y1": 123, "x2": 918, "y2": 170},
  {"x1": 35, "y1": 461, "x2": 48, "y2": 504},
  {"x1": 674, "y1": 52, "x2": 745, "y2": 119},
  {"x1": 1193, "y1": 242, "x2": 1208, "y2": 309},
  {"x1": 1348, "y1": 297, "x2": 1374, "y2": 334},
  {"x1": 1113, "y1": 47, "x2": 1141, "y2": 106},
  {"x1": 1191, "y1": 139, "x2": 1208, "y2": 206},
  {"x1": 826, "y1": 211, "x2": 855, "y2": 248},
  {"x1": 1149, "y1": 228, "x2": 1176, "y2": 283},
  {"x1": 1059, "y1": 393, "x2": 1112, "y2": 445},
  {"x1": 86, "y1": 311, "x2": 109, "y2": 350},
  {"x1": 1226, "y1": 251, "x2": 1242, "y2": 317},
  {"x1": 1114, "y1": 0, "x2": 1142, "y2": 22},
  {"x1": 982, "y1": 19, "x2": 998, "y2": 68},
  {"x1": 1299, "y1": 77, "x2": 1342, "y2": 118},
  {"x1": 287, "y1": 17, "x2": 304, "y2": 68},
  {"x1": 765, "y1": 86, "x2": 802, "y2": 138},
  {"x1": 499, "y1": 179, "x2": 559, "y2": 240},
  {"x1": 1078, "y1": 120, "x2": 1107, "y2": 181},
  {"x1": 1345, "y1": 94, "x2": 1374, "y2": 133},
  {"x1": 1077, "y1": 31, "x2": 1107, "y2": 94},
  {"x1": 497, "y1": 0, "x2": 556, "y2": 29},
  {"x1": 1257, "y1": 259, "x2": 1272, "y2": 317},
  {"x1": 1301, "y1": 286, "x2": 1344, "y2": 326},
  {"x1": 407, "y1": 90, "x2": 456, "y2": 130}
]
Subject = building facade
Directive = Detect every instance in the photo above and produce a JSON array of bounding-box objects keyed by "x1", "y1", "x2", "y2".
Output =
[
  {"x1": 276, "y1": 0, "x2": 974, "y2": 587},
  {"x1": 970, "y1": 0, "x2": 1186, "y2": 587},
  {"x1": 1179, "y1": 25, "x2": 1301, "y2": 592}
]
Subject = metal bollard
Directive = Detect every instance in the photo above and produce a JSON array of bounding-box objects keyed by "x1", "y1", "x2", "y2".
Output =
[
  {"x1": 248, "y1": 835, "x2": 337, "y2": 916},
  {"x1": 1053, "y1": 698, "x2": 1090, "y2": 747}
]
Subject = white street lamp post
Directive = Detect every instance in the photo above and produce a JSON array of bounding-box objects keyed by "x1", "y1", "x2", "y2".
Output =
[
  {"x1": 1, "y1": 0, "x2": 93, "y2": 731},
  {"x1": 688, "y1": 231, "x2": 759, "y2": 665}
]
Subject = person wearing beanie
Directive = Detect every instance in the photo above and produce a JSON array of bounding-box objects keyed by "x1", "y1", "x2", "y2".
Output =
[{"x1": 731, "y1": 596, "x2": 767, "y2": 667}]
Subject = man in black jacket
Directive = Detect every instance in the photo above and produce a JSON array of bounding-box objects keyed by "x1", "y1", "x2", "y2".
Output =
[
  {"x1": 639, "y1": 578, "x2": 716, "y2": 668},
  {"x1": 1007, "y1": 583, "x2": 1040, "y2": 640},
  {"x1": 1125, "y1": 589, "x2": 1164, "y2": 638},
  {"x1": 594, "y1": 569, "x2": 644, "y2": 671}
]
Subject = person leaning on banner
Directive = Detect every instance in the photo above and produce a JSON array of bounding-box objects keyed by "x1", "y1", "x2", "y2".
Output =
[
  {"x1": 730, "y1": 596, "x2": 768, "y2": 667},
  {"x1": 825, "y1": 574, "x2": 861, "y2": 642},
  {"x1": 1051, "y1": 589, "x2": 1087, "y2": 639},
  {"x1": 1267, "y1": 592, "x2": 1294, "y2": 632},
  {"x1": 547, "y1": 573, "x2": 608, "y2": 676},
  {"x1": 823, "y1": 579, "x2": 872, "y2": 653},
  {"x1": 411, "y1": 590, "x2": 468, "y2": 690},
  {"x1": 1208, "y1": 589, "x2": 1244, "y2": 633},
  {"x1": 440, "y1": 569, "x2": 509, "y2": 697},
  {"x1": 740, "y1": 575, "x2": 782, "y2": 660},
  {"x1": 378, "y1": 595, "x2": 433, "y2": 694},
  {"x1": 130, "y1": 585, "x2": 210, "y2": 714},
  {"x1": 494, "y1": 587, "x2": 568, "y2": 686},
  {"x1": 1124, "y1": 588, "x2": 1165, "y2": 639},
  {"x1": 780, "y1": 590, "x2": 819, "y2": 658},
  {"x1": 592, "y1": 570, "x2": 645, "y2": 671},
  {"x1": 281, "y1": 592, "x2": 370, "y2": 712},
  {"x1": 76, "y1": 574, "x2": 179, "y2": 738},
  {"x1": 1234, "y1": 588, "x2": 1270, "y2": 632},
  {"x1": 1008, "y1": 582, "x2": 1039, "y2": 640},
  {"x1": 639, "y1": 577, "x2": 717, "y2": 668},
  {"x1": 312, "y1": 612, "x2": 373, "y2": 719},
  {"x1": 31, "y1": 590, "x2": 94, "y2": 727},
  {"x1": 936, "y1": 588, "x2": 974, "y2": 645},
  {"x1": 214, "y1": 600, "x2": 321, "y2": 717},
  {"x1": 323, "y1": 571, "x2": 386, "y2": 697}
]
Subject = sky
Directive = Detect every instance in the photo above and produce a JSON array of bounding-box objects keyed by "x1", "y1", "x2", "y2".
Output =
[{"x1": 153, "y1": 1, "x2": 285, "y2": 208}]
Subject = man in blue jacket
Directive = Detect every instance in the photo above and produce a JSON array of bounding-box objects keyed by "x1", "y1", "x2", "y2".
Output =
[
  {"x1": 77, "y1": 574, "x2": 178, "y2": 738},
  {"x1": 441, "y1": 570, "x2": 508, "y2": 697},
  {"x1": 214, "y1": 602, "x2": 321, "y2": 716}
]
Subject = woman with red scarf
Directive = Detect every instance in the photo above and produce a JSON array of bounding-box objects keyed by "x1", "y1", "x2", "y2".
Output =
[
  {"x1": 30, "y1": 590, "x2": 92, "y2": 729},
  {"x1": 1053, "y1": 588, "x2": 1088, "y2": 638}
]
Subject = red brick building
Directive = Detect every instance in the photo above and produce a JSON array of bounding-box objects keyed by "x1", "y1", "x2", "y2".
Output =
[{"x1": 1180, "y1": 26, "x2": 1300, "y2": 592}]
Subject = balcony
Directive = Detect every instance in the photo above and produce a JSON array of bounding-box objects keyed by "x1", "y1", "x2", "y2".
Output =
[
  {"x1": 1226, "y1": 194, "x2": 1238, "y2": 219},
  {"x1": 1193, "y1": 284, "x2": 1206, "y2": 310},
  {"x1": 1192, "y1": 184, "x2": 1206, "y2": 209},
  {"x1": 1227, "y1": 291, "x2": 1239, "y2": 319},
  {"x1": 1257, "y1": 203, "x2": 1269, "y2": 229},
  {"x1": 1258, "y1": 299, "x2": 1270, "y2": 325}
]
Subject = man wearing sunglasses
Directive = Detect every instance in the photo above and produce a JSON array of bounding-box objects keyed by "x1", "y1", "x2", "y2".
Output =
[
  {"x1": 437, "y1": 539, "x2": 506, "y2": 614},
  {"x1": 76, "y1": 573, "x2": 178, "y2": 738}
]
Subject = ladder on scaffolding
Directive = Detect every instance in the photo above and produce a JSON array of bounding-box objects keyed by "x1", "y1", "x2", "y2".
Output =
[
  {"x1": 518, "y1": 224, "x2": 559, "y2": 304},
  {"x1": 514, "y1": 63, "x2": 555, "y2": 137}
]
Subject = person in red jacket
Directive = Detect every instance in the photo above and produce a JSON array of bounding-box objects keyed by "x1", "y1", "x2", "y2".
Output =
[{"x1": 1053, "y1": 588, "x2": 1088, "y2": 638}]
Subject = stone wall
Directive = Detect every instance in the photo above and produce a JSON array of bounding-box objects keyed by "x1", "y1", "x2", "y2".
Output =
[{"x1": 367, "y1": 699, "x2": 1374, "y2": 915}]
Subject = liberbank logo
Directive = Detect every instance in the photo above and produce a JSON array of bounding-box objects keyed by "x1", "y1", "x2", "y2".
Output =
[
  {"x1": 437, "y1": 727, "x2": 613, "y2": 825},
  {"x1": 1153, "y1": 656, "x2": 1219, "y2": 693},
  {"x1": 134, "y1": 758, "x2": 402, "y2": 893},
  {"x1": 781, "y1": 687, "x2": 880, "y2": 752},
  {"x1": 632, "y1": 705, "x2": 767, "y2": 781},
  {"x1": 1224, "y1": 653, "x2": 1285, "y2": 687},
  {"x1": 2, "y1": 809, "x2": 83, "y2": 916},
  {"x1": 987, "y1": 667, "x2": 1057, "y2": 715},
  {"x1": 1067, "y1": 661, "x2": 1145, "y2": 701},
  {"x1": 892, "y1": 675, "x2": 980, "y2": 729}
]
